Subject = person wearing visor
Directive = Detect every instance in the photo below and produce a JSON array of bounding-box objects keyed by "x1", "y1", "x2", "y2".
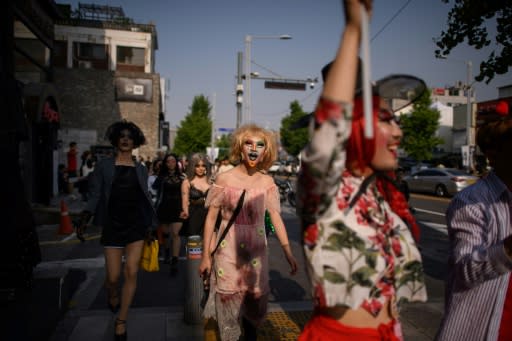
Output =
[
  {"x1": 296, "y1": 0, "x2": 427, "y2": 339},
  {"x1": 436, "y1": 101, "x2": 512, "y2": 341}
]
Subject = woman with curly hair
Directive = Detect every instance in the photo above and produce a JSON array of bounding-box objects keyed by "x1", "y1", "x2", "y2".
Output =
[
  {"x1": 80, "y1": 120, "x2": 157, "y2": 341},
  {"x1": 199, "y1": 123, "x2": 298, "y2": 341},
  {"x1": 296, "y1": 1, "x2": 427, "y2": 339}
]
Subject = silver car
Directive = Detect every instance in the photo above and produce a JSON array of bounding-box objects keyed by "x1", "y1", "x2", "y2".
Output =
[{"x1": 403, "y1": 168, "x2": 479, "y2": 197}]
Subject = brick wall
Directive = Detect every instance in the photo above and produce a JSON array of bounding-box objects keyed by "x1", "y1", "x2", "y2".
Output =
[{"x1": 54, "y1": 68, "x2": 160, "y2": 160}]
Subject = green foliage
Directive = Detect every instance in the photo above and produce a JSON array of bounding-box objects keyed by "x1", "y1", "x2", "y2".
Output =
[
  {"x1": 400, "y1": 89, "x2": 444, "y2": 161},
  {"x1": 435, "y1": 1, "x2": 512, "y2": 83},
  {"x1": 215, "y1": 133, "x2": 231, "y2": 160},
  {"x1": 280, "y1": 101, "x2": 309, "y2": 157},
  {"x1": 173, "y1": 95, "x2": 212, "y2": 156}
]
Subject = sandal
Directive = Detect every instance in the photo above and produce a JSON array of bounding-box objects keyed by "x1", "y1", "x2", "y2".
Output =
[{"x1": 114, "y1": 318, "x2": 127, "y2": 341}]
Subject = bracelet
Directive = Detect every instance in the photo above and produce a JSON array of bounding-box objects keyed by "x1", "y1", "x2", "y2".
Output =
[{"x1": 281, "y1": 243, "x2": 290, "y2": 248}]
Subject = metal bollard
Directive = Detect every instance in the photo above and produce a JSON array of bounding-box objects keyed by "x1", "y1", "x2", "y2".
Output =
[{"x1": 184, "y1": 235, "x2": 204, "y2": 324}]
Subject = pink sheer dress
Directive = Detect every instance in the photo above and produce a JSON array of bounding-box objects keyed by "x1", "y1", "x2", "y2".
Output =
[{"x1": 203, "y1": 183, "x2": 280, "y2": 340}]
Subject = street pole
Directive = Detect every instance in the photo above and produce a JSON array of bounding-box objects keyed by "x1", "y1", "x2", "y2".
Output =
[
  {"x1": 236, "y1": 51, "x2": 243, "y2": 128},
  {"x1": 243, "y1": 34, "x2": 291, "y2": 124},
  {"x1": 244, "y1": 35, "x2": 252, "y2": 124}
]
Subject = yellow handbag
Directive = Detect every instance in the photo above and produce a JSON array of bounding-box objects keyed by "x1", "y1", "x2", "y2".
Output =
[{"x1": 140, "y1": 236, "x2": 160, "y2": 272}]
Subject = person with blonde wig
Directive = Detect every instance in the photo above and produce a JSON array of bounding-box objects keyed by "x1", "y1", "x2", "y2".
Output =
[{"x1": 199, "y1": 123, "x2": 298, "y2": 340}]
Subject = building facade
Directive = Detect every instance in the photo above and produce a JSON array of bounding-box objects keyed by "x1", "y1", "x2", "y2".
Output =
[{"x1": 53, "y1": 3, "x2": 163, "y2": 162}]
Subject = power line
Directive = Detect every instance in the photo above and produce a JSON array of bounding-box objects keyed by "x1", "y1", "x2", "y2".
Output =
[{"x1": 371, "y1": 0, "x2": 414, "y2": 42}]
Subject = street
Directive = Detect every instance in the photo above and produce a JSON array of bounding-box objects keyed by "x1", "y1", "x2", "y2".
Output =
[{"x1": 32, "y1": 194, "x2": 451, "y2": 340}]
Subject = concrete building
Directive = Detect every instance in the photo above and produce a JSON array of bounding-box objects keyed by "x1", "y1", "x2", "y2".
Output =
[{"x1": 53, "y1": 3, "x2": 164, "y2": 163}]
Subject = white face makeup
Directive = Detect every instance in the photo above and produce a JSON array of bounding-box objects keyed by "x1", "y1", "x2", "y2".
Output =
[{"x1": 242, "y1": 135, "x2": 266, "y2": 168}]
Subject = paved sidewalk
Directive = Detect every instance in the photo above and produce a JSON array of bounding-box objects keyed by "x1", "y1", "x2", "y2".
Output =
[{"x1": 32, "y1": 192, "x2": 445, "y2": 340}]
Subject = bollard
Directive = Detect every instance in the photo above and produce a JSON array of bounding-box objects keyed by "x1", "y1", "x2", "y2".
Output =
[{"x1": 184, "y1": 235, "x2": 204, "y2": 324}]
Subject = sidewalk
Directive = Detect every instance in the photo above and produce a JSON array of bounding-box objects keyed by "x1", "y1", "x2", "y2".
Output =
[{"x1": 32, "y1": 193, "x2": 444, "y2": 340}]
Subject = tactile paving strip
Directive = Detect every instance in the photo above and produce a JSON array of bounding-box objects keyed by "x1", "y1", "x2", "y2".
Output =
[{"x1": 204, "y1": 311, "x2": 313, "y2": 340}]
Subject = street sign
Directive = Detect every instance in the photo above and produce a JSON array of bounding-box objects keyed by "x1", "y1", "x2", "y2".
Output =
[
  {"x1": 264, "y1": 81, "x2": 306, "y2": 91},
  {"x1": 218, "y1": 128, "x2": 234, "y2": 133}
]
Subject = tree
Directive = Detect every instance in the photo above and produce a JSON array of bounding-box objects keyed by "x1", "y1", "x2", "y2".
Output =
[
  {"x1": 215, "y1": 133, "x2": 231, "y2": 160},
  {"x1": 435, "y1": 1, "x2": 512, "y2": 83},
  {"x1": 400, "y1": 89, "x2": 444, "y2": 162},
  {"x1": 173, "y1": 95, "x2": 212, "y2": 156},
  {"x1": 280, "y1": 100, "x2": 309, "y2": 157}
]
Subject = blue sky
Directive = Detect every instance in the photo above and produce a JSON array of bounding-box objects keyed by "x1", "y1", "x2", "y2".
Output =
[{"x1": 62, "y1": 0, "x2": 511, "y2": 131}]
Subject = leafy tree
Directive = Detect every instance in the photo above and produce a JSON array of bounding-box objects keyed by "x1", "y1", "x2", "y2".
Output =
[
  {"x1": 435, "y1": 1, "x2": 512, "y2": 83},
  {"x1": 215, "y1": 133, "x2": 231, "y2": 160},
  {"x1": 173, "y1": 95, "x2": 212, "y2": 156},
  {"x1": 280, "y1": 100, "x2": 309, "y2": 157},
  {"x1": 400, "y1": 89, "x2": 444, "y2": 162}
]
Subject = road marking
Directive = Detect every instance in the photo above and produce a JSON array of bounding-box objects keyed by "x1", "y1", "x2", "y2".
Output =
[
  {"x1": 419, "y1": 221, "x2": 448, "y2": 235},
  {"x1": 39, "y1": 233, "x2": 101, "y2": 246},
  {"x1": 414, "y1": 208, "x2": 445, "y2": 217}
]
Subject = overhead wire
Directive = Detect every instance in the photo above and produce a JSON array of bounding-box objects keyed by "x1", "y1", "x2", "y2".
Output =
[{"x1": 256, "y1": 0, "x2": 415, "y2": 122}]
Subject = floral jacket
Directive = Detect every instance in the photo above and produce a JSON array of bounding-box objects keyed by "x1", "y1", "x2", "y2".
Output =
[{"x1": 296, "y1": 98, "x2": 427, "y2": 316}]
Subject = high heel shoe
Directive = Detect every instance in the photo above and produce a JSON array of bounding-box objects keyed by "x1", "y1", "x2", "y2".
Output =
[
  {"x1": 114, "y1": 318, "x2": 127, "y2": 341},
  {"x1": 105, "y1": 283, "x2": 120, "y2": 313}
]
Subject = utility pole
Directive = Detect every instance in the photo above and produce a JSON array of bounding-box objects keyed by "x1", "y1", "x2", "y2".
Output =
[{"x1": 236, "y1": 52, "x2": 243, "y2": 128}]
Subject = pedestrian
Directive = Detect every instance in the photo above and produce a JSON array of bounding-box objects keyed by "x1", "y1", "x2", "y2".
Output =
[
  {"x1": 79, "y1": 120, "x2": 157, "y2": 341},
  {"x1": 148, "y1": 159, "x2": 162, "y2": 204},
  {"x1": 67, "y1": 141, "x2": 78, "y2": 178},
  {"x1": 180, "y1": 153, "x2": 211, "y2": 237},
  {"x1": 436, "y1": 101, "x2": 512, "y2": 341},
  {"x1": 77, "y1": 150, "x2": 94, "y2": 201},
  {"x1": 217, "y1": 156, "x2": 234, "y2": 174},
  {"x1": 199, "y1": 123, "x2": 298, "y2": 341},
  {"x1": 296, "y1": 1, "x2": 427, "y2": 339},
  {"x1": 153, "y1": 153, "x2": 185, "y2": 272}
]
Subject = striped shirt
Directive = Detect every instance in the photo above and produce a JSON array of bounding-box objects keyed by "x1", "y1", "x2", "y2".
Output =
[{"x1": 436, "y1": 171, "x2": 512, "y2": 341}]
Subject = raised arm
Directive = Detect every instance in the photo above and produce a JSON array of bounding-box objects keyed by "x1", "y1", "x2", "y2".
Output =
[{"x1": 297, "y1": 0, "x2": 371, "y2": 224}]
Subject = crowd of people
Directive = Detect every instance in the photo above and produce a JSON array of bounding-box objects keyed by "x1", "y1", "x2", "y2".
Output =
[{"x1": 67, "y1": 1, "x2": 512, "y2": 340}]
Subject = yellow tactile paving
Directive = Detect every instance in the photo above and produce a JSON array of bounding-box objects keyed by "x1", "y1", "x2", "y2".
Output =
[{"x1": 204, "y1": 311, "x2": 312, "y2": 340}]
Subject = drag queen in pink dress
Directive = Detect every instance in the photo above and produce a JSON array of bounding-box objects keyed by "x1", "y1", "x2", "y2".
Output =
[{"x1": 199, "y1": 124, "x2": 298, "y2": 340}]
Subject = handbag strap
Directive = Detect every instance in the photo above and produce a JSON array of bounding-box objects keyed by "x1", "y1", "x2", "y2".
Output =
[{"x1": 210, "y1": 190, "x2": 246, "y2": 257}]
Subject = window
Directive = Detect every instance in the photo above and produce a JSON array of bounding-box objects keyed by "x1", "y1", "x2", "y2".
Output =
[
  {"x1": 73, "y1": 42, "x2": 108, "y2": 70},
  {"x1": 53, "y1": 41, "x2": 67, "y2": 67},
  {"x1": 116, "y1": 46, "x2": 145, "y2": 72}
]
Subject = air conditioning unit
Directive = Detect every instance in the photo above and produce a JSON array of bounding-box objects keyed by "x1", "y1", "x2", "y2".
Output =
[{"x1": 78, "y1": 61, "x2": 92, "y2": 69}]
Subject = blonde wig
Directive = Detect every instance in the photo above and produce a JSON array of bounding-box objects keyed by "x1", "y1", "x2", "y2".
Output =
[
  {"x1": 229, "y1": 124, "x2": 277, "y2": 171},
  {"x1": 186, "y1": 153, "x2": 211, "y2": 180}
]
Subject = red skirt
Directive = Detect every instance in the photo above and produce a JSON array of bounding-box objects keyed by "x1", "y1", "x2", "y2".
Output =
[{"x1": 298, "y1": 313, "x2": 401, "y2": 341}]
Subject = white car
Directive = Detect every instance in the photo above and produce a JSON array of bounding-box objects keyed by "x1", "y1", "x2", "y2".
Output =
[{"x1": 269, "y1": 162, "x2": 284, "y2": 174}]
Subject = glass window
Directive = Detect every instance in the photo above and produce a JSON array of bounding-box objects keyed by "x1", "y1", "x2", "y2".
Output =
[
  {"x1": 53, "y1": 40, "x2": 67, "y2": 67},
  {"x1": 117, "y1": 46, "x2": 145, "y2": 66}
]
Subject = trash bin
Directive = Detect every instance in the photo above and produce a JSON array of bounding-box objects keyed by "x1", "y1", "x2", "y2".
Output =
[{"x1": 184, "y1": 235, "x2": 204, "y2": 324}]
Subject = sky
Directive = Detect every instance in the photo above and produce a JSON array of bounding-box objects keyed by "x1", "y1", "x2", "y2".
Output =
[{"x1": 61, "y1": 0, "x2": 512, "y2": 132}]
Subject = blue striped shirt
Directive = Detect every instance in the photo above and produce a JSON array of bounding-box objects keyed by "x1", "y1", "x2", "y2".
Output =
[{"x1": 436, "y1": 171, "x2": 512, "y2": 341}]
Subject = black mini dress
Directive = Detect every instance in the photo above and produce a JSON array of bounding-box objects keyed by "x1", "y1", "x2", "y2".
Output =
[{"x1": 101, "y1": 165, "x2": 146, "y2": 247}]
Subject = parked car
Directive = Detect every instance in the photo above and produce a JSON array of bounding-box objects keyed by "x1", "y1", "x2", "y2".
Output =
[
  {"x1": 268, "y1": 162, "x2": 285, "y2": 175},
  {"x1": 403, "y1": 168, "x2": 479, "y2": 197}
]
